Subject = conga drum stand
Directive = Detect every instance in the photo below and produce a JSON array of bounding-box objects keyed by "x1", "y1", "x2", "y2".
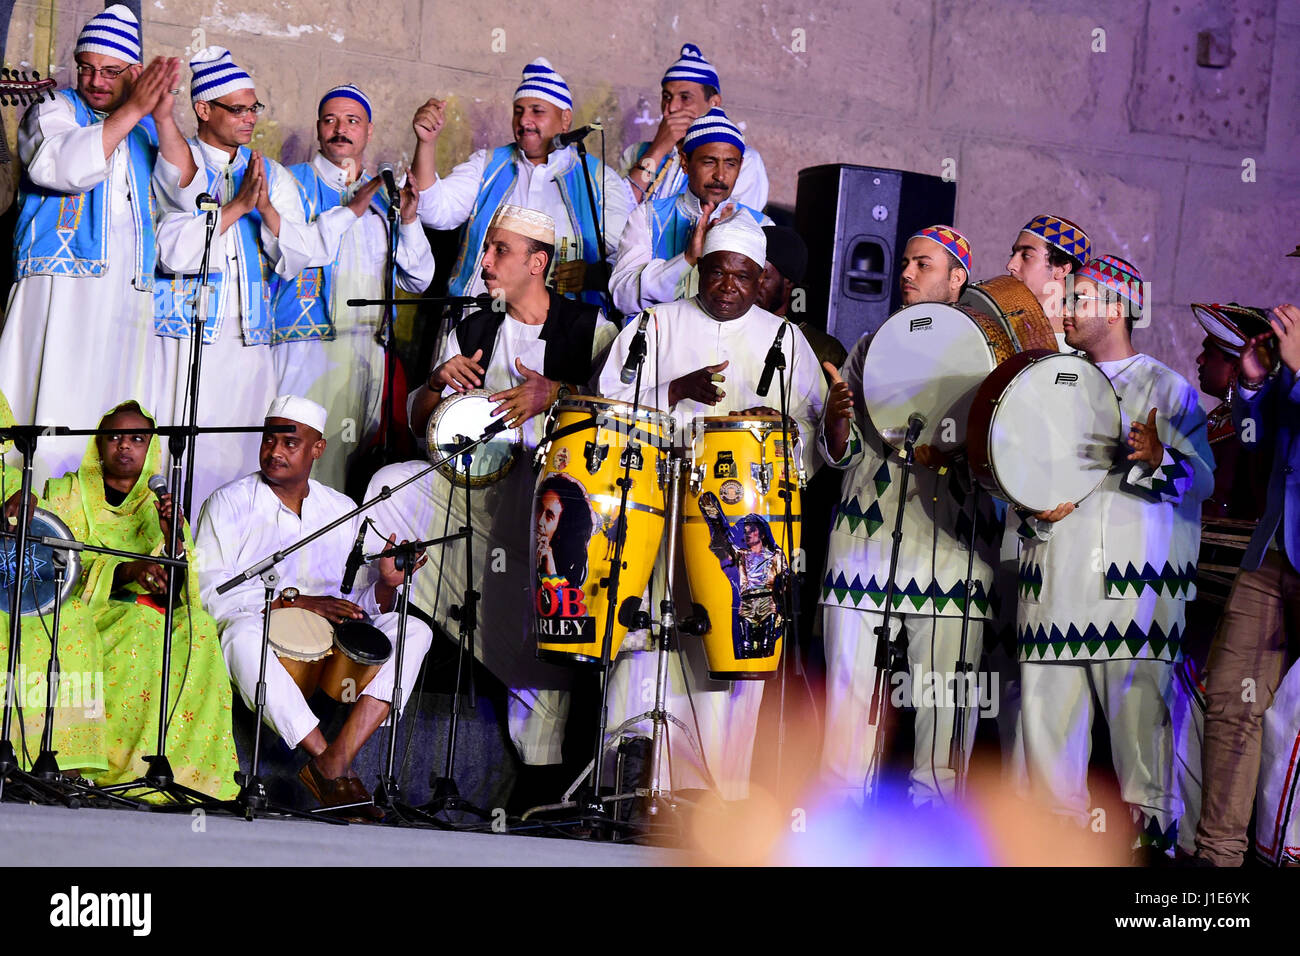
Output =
[{"x1": 862, "y1": 415, "x2": 925, "y2": 802}]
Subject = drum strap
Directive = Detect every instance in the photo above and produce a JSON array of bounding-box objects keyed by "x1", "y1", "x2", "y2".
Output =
[
  {"x1": 454, "y1": 291, "x2": 609, "y2": 386},
  {"x1": 541, "y1": 415, "x2": 664, "y2": 449}
]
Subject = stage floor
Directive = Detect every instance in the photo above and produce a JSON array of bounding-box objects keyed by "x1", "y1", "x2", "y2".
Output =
[{"x1": 0, "y1": 802, "x2": 680, "y2": 867}]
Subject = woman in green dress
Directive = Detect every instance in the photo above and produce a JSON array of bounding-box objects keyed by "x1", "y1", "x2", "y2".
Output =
[
  {"x1": 0, "y1": 389, "x2": 108, "y2": 776},
  {"x1": 43, "y1": 400, "x2": 239, "y2": 799}
]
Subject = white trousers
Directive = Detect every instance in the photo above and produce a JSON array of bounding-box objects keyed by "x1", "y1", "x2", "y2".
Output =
[
  {"x1": 221, "y1": 609, "x2": 433, "y2": 749},
  {"x1": 821, "y1": 606, "x2": 984, "y2": 806},
  {"x1": 1021, "y1": 659, "x2": 1179, "y2": 837}
]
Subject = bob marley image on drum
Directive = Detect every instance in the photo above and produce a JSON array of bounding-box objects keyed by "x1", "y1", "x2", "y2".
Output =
[
  {"x1": 697, "y1": 491, "x2": 790, "y2": 659},
  {"x1": 534, "y1": 471, "x2": 597, "y2": 644}
]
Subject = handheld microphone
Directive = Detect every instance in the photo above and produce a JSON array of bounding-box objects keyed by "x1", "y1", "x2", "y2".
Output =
[
  {"x1": 341, "y1": 518, "x2": 371, "y2": 595},
  {"x1": 905, "y1": 412, "x2": 927, "y2": 446},
  {"x1": 756, "y1": 322, "x2": 789, "y2": 399},
  {"x1": 377, "y1": 163, "x2": 401, "y2": 204},
  {"x1": 620, "y1": 312, "x2": 651, "y2": 386},
  {"x1": 147, "y1": 475, "x2": 168, "y2": 497},
  {"x1": 148, "y1": 475, "x2": 186, "y2": 587},
  {"x1": 550, "y1": 124, "x2": 602, "y2": 151},
  {"x1": 196, "y1": 192, "x2": 218, "y2": 212}
]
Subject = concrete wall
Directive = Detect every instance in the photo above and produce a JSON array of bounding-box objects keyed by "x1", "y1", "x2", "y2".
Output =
[{"x1": 10, "y1": 0, "x2": 1300, "y2": 388}]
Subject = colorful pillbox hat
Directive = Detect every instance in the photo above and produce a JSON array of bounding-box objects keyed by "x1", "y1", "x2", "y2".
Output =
[
  {"x1": 911, "y1": 224, "x2": 972, "y2": 274},
  {"x1": 1077, "y1": 254, "x2": 1144, "y2": 313},
  {"x1": 1022, "y1": 214, "x2": 1091, "y2": 265}
]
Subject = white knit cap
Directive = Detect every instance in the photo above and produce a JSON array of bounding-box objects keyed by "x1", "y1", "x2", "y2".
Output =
[
  {"x1": 701, "y1": 210, "x2": 767, "y2": 269},
  {"x1": 75, "y1": 4, "x2": 141, "y2": 64},
  {"x1": 266, "y1": 395, "x2": 327, "y2": 435},
  {"x1": 513, "y1": 57, "x2": 572, "y2": 110},
  {"x1": 190, "y1": 46, "x2": 256, "y2": 103}
]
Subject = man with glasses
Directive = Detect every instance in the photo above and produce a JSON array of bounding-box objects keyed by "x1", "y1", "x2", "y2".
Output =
[
  {"x1": 1015, "y1": 255, "x2": 1213, "y2": 861},
  {"x1": 154, "y1": 46, "x2": 330, "y2": 510},
  {"x1": 0, "y1": 5, "x2": 200, "y2": 484}
]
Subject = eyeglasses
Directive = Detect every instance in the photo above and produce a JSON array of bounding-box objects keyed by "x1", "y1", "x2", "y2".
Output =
[
  {"x1": 209, "y1": 100, "x2": 266, "y2": 117},
  {"x1": 76, "y1": 63, "x2": 128, "y2": 80}
]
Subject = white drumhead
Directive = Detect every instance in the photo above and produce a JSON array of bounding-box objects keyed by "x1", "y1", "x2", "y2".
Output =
[
  {"x1": 985, "y1": 353, "x2": 1122, "y2": 512},
  {"x1": 428, "y1": 389, "x2": 521, "y2": 485},
  {"x1": 861, "y1": 303, "x2": 1002, "y2": 452}
]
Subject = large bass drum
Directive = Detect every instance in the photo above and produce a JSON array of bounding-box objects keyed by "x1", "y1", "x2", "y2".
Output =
[
  {"x1": 426, "y1": 389, "x2": 522, "y2": 487},
  {"x1": 0, "y1": 508, "x2": 82, "y2": 617}
]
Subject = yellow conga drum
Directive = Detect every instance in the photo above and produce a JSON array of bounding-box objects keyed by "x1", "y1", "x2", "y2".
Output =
[
  {"x1": 533, "y1": 397, "x2": 675, "y2": 665},
  {"x1": 683, "y1": 416, "x2": 803, "y2": 680}
]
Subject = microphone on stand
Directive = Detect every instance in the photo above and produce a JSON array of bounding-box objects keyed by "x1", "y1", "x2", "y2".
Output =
[
  {"x1": 377, "y1": 162, "x2": 401, "y2": 204},
  {"x1": 341, "y1": 518, "x2": 371, "y2": 595},
  {"x1": 196, "y1": 192, "x2": 219, "y2": 212},
  {"x1": 905, "y1": 412, "x2": 927, "y2": 446},
  {"x1": 550, "y1": 123, "x2": 602, "y2": 151},
  {"x1": 149, "y1": 475, "x2": 186, "y2": 591},
  {"x1": 756, "y1": 322, "x2": 789, "y2": 399},
  {"x1": 621, "y1": 312, "x2": 651, "y2": 386}
]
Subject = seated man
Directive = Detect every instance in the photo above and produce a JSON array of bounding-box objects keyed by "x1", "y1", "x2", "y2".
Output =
[
  {"x1": 43, "y1": 400, "x2": 239, "y2": 799},
  {"x1": 609, "y1": 107, "x2": 770, "y2": 314},
  {"x1": 0, "y1": 388, "x2": 107, "y2": 778},
  {"x1": 195, "y1": 395, "x2": 433, "y2": 816}
]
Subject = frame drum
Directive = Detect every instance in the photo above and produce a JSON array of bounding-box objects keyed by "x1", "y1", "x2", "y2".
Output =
[
  {"x1": 967, "y1": 350, "x2": 1122, "y2": 512},
  {"x1": 960, "y1": 275, "x2": 1059, "y2": 353},
  {"x1": 427, "y1": 389, "x2": 522, "y2": 487},
  {"x1": 0, "y1": 508, "x2": 82, "y2": 617}
]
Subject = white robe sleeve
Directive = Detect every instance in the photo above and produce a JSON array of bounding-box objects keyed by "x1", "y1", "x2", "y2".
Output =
[
  {"x1": 1121, "y1": 380, "x2": 1214, "y2": 506},
  {"x1": 395, "y1": 220, "x2": 435, "y2": 293},
  {"x1": 608, "y1": 202, "x2": 692, "y2": 314},
  {"x1": 416, "y1": 148, "x2": 488, "y2": 230},
  {"x1": 194, "y1": 488, "x2": 260, "y2": 626},
  {"x1": 156, "y1": 208, "x2": 226, "y2": 274},
  {"x1": 598, "y1": 310, "x2": 671, "y2": 415},
  {"x1": 19, "y1": 96, "x2": 109, "y2": 193},
  {"x1": 787, "y1": 325, "x2": 830, "y2": 478},
  {"x1": 265, "y1": 159, "x2": 333, "y2": 278},
  {"x1": 152, "y1": 154, "x2": 204, "y2": 215},
  {"x1": 598, "y1": 159, "x2": 633, "y2": 260}
]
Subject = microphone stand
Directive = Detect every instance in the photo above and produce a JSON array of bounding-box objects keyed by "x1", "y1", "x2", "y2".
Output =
[
  {"x1": 570, "y1": 136, "x2": 614, "y2": 320},
  {"x1": 181, "y1": 194, "x2": 219, "y2": 520},
  {"x1": 862, "y1": 416, "x2": 925, "y2": 803},
  {"x1": 376, "y1": 189, "x2": 401, "y2": 458},
  {"x1": 769, "y1": 326, "x2": 800, "y2": 798},
  {"x1": 947, "y1": 473, "x2": 982, "y2": 801},
  {"x1": 210, "y1": 428, "x2": 497, "y2": 821}
]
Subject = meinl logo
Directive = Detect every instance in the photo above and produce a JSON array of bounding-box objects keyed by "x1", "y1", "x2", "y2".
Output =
[
  {"x1": 1054, "y1": 372, "x2": 1079, "y2": 386},
  {"x1": 908, "y1": 316, "x2": 933, "y2": 332}
]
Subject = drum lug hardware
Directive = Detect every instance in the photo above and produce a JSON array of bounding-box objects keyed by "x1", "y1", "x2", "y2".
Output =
[
  {"x1": 690, "y1": 464, "x2": 704, "y2": 494},
  {"x1": 619, "y1": 440, "x2": 643, "y2": 472},
  {"x1": 751, "y1": 462, "x2": 773, "y2": 496},
  {"x1": 584, "y1": 441, "x2": 609, "y2": 474}
]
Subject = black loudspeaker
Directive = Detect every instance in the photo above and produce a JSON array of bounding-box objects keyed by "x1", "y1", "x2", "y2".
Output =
[{"x1": 795, "y1": 164, "x2": 956, "y2": 350}]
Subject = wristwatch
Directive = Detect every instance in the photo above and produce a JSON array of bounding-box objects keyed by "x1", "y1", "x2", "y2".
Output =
[
  {"x1": 555, "y1": 383, "x2": 573, "y2": 404},
  {"x1": 280, "y1": 587, "x2": 299, "y2": 605}
]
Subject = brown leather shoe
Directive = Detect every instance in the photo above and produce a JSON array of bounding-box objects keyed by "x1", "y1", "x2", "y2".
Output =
[{"x1": 299, "y1": 759, "x2": 381, "y2": 822}]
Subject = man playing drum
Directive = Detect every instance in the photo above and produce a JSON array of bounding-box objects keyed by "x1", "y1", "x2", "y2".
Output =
[
  {"x1": 195, "y1": 396, "x2": 432, "y2": 817},
  {"x1": 367, "y1": 206, "x2": 616, "y2": 807},
  {"x1": 598, "y1": 213, "x2": 841, "y2": 800},
  {"x1": 609, "y1": 107, "x2": 770, "y2": 314},
  {"x1": 1005, "y1": 214, "x2": 1092, "y2": 347},
  {"x1": 819, "y1": 224, "x2": 1002, "y2": 808},
  {"x1": 1017, "y1": 255, "x2": 1212, "y2": 859}
]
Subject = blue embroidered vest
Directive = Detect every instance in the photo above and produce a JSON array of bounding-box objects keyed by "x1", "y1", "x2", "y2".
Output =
[
  {"x1": 647, "y1": 194, "x2": 765, "y2": 260},
  {"x1": 13, "y1": 89, "x2": 158, "y2": 290},
  {"x1": 269, "y1": 161, "x2": 391, "y2": 344},
  {"x1": 153, "y1": 143, "x2": 272, "y2": 344},
  {"x1": 448, "y1": 144, "x2": 605, "y2": 306}
]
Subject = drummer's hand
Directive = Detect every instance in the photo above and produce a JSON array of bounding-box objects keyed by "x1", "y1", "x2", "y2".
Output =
[
  {"x1": 822, "y1": 361, "x2": 854, "y2": 458},
  {"x1": 3, "y1": 491, "x2": 37, "y2": 525},
  {"x1": 376, "y1": 533, "x2": 428, "y2": 587},
  {"x1": 431, "y1": 348, "x2": 484, "y2": 392},
  {"x1": 1033, "y1": 501, "x2": 1076, "y2": 523},
  {"x1": 668, "y1": 360, "x2": 728, "y2": 407},
  {"x1": 489, "y1": 360, "x2": 556, "y2": 427},
  {"x1": 119, "y1": 559, "x2": 170, "y2": 595},
  {"x1": 913, "y1": 444, "x2": 950, "y2": 470},
  {"x1": 1126, "y1": 407, "x2": 1164, "y2": 469},
  {"x1": 295, "y1": 594, "x2": 366, "y2": 624}
]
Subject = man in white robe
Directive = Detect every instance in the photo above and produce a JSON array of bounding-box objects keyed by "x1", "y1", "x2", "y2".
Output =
[
  {"x1": 367, "y1": 206, "x2": 616, "y2": 792},
  {"x1": 1015, "y1": 255, "x2": 1212, "y2": 858},
  {"x1": 619, "y1": 44, "x2": 768, "y2": 212},
  {"x1": 0, "y1": 6, "x2": 199, "y2": 485},
  {"x1": 409, "y1": 57, "x2": 630, "y2": 308},
  {"x1": 271, "y1": 84, "x2": 434, "y2": 493},
  {"x1": 195, "y1": 395, "x2": 433, "y2": 817},
  {"x1": 154, "y1": 47, "x2": 331, "y2": 512},
  {"x1": 598, "y1": 214, "x2": 833, "y2": 800}
]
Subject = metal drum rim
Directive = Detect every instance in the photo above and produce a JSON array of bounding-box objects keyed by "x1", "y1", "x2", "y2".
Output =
[
  {"x1": 1, "y1": 507, "x2": 83, "y2": 617},
  {"x1": 428, "y1": 388, "x2": 522, "y2": 487}
]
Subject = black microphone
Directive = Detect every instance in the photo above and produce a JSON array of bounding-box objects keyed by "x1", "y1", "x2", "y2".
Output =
[
  {"x1": 377, "y1": 162, "x2": 400, "y2": 204},
  {"x1": 341, "y1": 518, "x2": 370, "y2": 595},
  {"x1": 756, "y1": 322, "x2": 789, "y2": 399},
  {"x1": 621, "y1": 312, "x2": 651, "y2": 386},
  {"x1": 550, "y1": 124, "x2": 602, "y2": 151},
  {"x1": 481, "y1": 416, "x2": 513, "y2": 439},
  {"x1": 905, "y1": 412, "x2": 927, "y2": 446},
  {"x1": 196, "y1": 192, "x2": 218, "y2": 212}
]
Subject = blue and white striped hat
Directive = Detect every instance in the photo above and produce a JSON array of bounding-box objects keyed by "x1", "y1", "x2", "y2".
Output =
[
  {"x1": 74, "y1": 4, "x2": 141, "y2": 65},
  {"x1": 319, "y1": 83, "x2": 371, "y2": 120},
  {"x1": 513, "y1": 57, "x2": 572, "y2": 111},
  {"x1": 662, "y1": 43, "x2": 720, "y2": 92},
  {"x1": 682, "y1": 107, "x2": 745, "y2": 156},
  {"x1": 190, "y1": 46, "x2": 256, "y2": 103}
]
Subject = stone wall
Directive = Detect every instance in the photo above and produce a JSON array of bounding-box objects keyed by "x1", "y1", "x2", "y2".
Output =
[{"x1": 10, "y1": 0, "x2": 1300, "y2": 388}]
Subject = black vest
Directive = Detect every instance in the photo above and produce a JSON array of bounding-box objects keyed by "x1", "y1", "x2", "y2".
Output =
[{"x1": 453, "y1": 290, "x2": 606, "y2": 386}]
